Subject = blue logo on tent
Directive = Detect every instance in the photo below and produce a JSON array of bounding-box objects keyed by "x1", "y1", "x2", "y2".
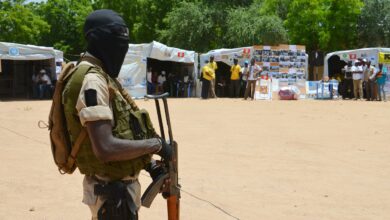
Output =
[{"x1": 9, "y1": 47, "x2": 19, "y2": 56}]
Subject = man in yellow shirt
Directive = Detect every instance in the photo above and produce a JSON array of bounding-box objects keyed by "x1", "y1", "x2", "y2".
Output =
[
  {"x1": 230, "y1": 58, "x2": 241, "y2": 98},
  {"x1": 207, "y1": 55, "x2": 218, "y2": 98},
  {"x1": 201, "y1": 61, "x2": 215, "y2": 99}
]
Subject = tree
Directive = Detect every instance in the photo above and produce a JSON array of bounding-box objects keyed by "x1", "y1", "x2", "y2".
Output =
[
  {"x1": 285, "y1": 0, "x2": 363, "y2": 51},
  {"x1": 358, "y1": 0, "x2": 390, "y2": 47},
  {"x1": 284, "y1": 0, "x2": 329, "y2": 51},
  {"x1": 159, "y1": 1, "x2": 214, "y2": 52},
  {"x1": 93, "y1": 0, "x2": 178, "y2": 43},
  {"x1": 0, "y1": 0, "x2": 49, "y2": 45},
  {"x1": 38, "y1": 0, "x2": 93, "y2": 57},
  {"x1": 326, "y1": 0, "x2": 363, "y2": 51},
  {"x1": 225, "y1": 5, "x2": 288, "y2": 47},
  {"x1": 259, "y1": 0, "x2": 292, "y2": 20}
]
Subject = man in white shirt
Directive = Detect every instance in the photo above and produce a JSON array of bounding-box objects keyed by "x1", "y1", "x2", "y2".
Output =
[
  {"x1": 244, "y1": 58, "x2": 262, "y2": 100},
  {"x1": 157, "y1": 71, "x2": 166, "y2": 94},
  {"x1": 38, "y1": 69, "x2": 52, "y2": 99},
  {"x1": 352, "y1": 60, "x2": 363, "y2": 100}
]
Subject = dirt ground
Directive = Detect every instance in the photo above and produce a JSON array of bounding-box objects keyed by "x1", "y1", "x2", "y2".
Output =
[{"x1": 0, "y1": 99, "x2": 389, "y2": 220}]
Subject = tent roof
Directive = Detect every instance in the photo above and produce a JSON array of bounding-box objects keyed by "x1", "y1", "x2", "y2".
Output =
[
  {"x1": 325, "y1": 47, "x2": 390, "y2": 60},
  {"x1": 0, "y1": 42, "x2": 63, "y2": 61},
  {"x1": 324, "y1": 47, "x2": 390, "y2": 76},
  {"x1": 127, "y1": 41, "x2": 197, "y2": 63}
]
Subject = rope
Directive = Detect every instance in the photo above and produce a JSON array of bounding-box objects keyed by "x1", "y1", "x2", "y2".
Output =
[
  {"x1": 0, "y1": 125, "x2": 49, "y2": 146},
  {"x1": 141, "y1": 173, "x2": 240, "y2": 220},
  {"x1": 180, "y1": 188, "x2": 240, "y2": 219}
]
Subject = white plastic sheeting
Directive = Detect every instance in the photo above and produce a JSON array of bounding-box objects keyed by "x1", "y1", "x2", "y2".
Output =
[
  {"x1": 200, "y1": 46, "x2": 253, "y2": 67},
  {"x1": 0, "y1": 42, "x2": 63, "y2": 61},
  {"x1": 324, "y1": 47, "x2": 390, "y2": 77},
  {"x1": 118, "y1": 41, "x2": 198, "y2": 98},
  {"x1": 118, "y1": 43, "x2": 152, "y2": 98}
]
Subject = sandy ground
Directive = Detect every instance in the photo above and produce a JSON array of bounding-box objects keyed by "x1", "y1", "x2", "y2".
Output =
[{"x1": 0, "y1": 98, "x2": 390, "y2": 220}]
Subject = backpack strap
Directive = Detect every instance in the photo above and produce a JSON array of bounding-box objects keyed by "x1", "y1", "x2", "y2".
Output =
[
  {"x1": 60, "y1": 63, "x2": 95, "y2": 174},
  {"x1": 61, "y1": 129, "x2": 87, "y2": 174}
]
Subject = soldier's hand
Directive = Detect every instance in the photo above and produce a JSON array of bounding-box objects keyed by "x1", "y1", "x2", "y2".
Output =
[
  {"x1": 145, "y1": 160, "x2": 166, "y2": 181},
  {"x1": 156, "y1": 138, "x2": 173, "y2": 161}
]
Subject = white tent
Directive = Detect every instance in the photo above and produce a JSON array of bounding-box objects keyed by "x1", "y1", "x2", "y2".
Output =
[
  {"x1": 198, "y1": 46, "x2": 253, "y2": 97},
  {"x1": 118, "y1": 41, "x2": 198, "y2": 98},
  {"x1": 0, "y1": 42, "x2": 63, "y2": 61},
  {"x1": 324, "y1": 47, "x2": 390, "y2": 77},
  {"x1": 200, "y1": 46, "x2": 253, "y2": 67}
]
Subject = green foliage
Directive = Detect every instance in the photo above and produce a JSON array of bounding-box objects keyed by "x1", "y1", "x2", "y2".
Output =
[
  {"x1": 285, "y1": 0, "x2": 363, "y2": 51},
  {"x1": 0, "y1": 0, "x2": 49, "y2": 44},
  {"x1": 358, "y1": 0, "x2": 390, "y2": 47},
  {"x1": 259, "y1": 0, "x2": 292, "y2": 20},
  {"x1": 285, "y1": 0, "x2": 329, "y2": 51},
  {"x1": 38, "y1": 0, "x2": 93, "y2": 56},
  {"x1": 0, "y1": 0, "x2": 380, "y2": 57},
  {"x1": 326, "y1": 0, "x2": 363, "y2": 51},
  {"x1": 225, "y1": 5, "x2": 288, "y2": 47},
  {"x1": 159, "y1": 1, "x2": 214, "y2": 52},
  {"x1": 93, "y1": 0, "x2": 178, "y2": 43}
]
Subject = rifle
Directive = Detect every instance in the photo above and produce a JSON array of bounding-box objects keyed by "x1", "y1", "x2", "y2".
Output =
[{"x1": 142, "y1": 93, "x2": 180, "y2": 220}]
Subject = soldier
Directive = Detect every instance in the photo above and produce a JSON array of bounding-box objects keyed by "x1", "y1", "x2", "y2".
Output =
[{"x1": 62, "y1": 10, "x2": 171, "y2": 220}]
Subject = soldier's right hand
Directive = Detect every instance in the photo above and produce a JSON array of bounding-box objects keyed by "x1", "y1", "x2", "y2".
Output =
[{"x1": 155, "y1": 138, "x2": 173, "y2": 161}]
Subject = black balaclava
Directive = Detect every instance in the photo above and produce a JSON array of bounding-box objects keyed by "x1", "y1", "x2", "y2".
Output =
[{"x1": 84, "y1": 9, "x2": 129, "y2": 78}]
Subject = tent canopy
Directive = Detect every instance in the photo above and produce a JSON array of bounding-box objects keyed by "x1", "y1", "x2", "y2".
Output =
[
  {"x1": 0, "y1": 42, "x2": 63, "y2": 61},
  {"x1": 200, "y1": 46, "x2": 253, "y2": 67},
  {"x1": 118, "y1": 41, "x2": 198, "y2": 98},
  {"x1": 324, "y1": 47, "x2": 390, "y2": 77}
]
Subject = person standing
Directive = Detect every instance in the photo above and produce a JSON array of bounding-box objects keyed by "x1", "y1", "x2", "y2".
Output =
[
  {"x1": 157, "y1": 71, "x2": 166, "y2": 94},
  {"x1": 201, "y1": 62, "x2": 215, "y2": 99},
  {"x1": 368, "y1": 63, "x2": 378, "y2": 101},
  {"x1": 230, "y1": 58, "x2": 241, "y2": 98},
  {"x1": 240, "y1": 60, "x2": 249, "y2": 97},
  {"x1": 376, "y1": 63, "x2": 387, "y2": 101},
  {"x1": 244, "y1": 58, "x2": 262, "y2": 100},
  {"x1": 342, "y1": 61, "x2": 354, "y2": 99},
  {"x1": 207, "y1": 55, "x2": 218, "y2": 98},
  {"x1": 146, "y1": 67, "x2": 154, "y2": 94},
  {"x1": 61, "y1": 10, "x2": 171, "y2": 220},
  {"x1": 352, "y1": 60, "x2": 363, "y2": 100},
  {"x1": 363, "y1": 60, "x2": 371, "y2": 100}
]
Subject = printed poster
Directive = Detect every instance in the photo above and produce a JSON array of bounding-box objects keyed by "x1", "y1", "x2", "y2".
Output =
[
  {"x1": 255, "y1": 79, "x2": 272, "y2": 100},
  {"x1": 379, "y1": 53, "x2": 390, "y2": 64}
]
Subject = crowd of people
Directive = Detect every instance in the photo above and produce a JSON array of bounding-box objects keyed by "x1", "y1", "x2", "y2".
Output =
[
  {"x1": 341, "y1": 59, "x2": 387, "y2": 101},
  {"x1": 146, "y1": 68, "x2": 193, "y2": 97},
  {"x1": 201, "y1": 56, "x2": 263, "y2": 100}
]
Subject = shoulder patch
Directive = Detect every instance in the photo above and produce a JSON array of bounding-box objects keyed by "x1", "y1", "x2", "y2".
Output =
[{"x1": 85, "y1": 89, "x2": 98, "y2": 107}]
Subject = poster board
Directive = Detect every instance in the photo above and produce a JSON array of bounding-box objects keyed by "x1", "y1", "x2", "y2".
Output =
[
  {"x1": 255, "y1": 79, "x2": 272, "y2": 100},
  {"x1": 253, "y1": 45, "x2": 307, "y2": 80},
  {"x1": 379, "y1": 53, "x2": 390, "y2": 64},
  {"x1": 305, "y1": 80, "x2": 339, "y2": 99}
]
